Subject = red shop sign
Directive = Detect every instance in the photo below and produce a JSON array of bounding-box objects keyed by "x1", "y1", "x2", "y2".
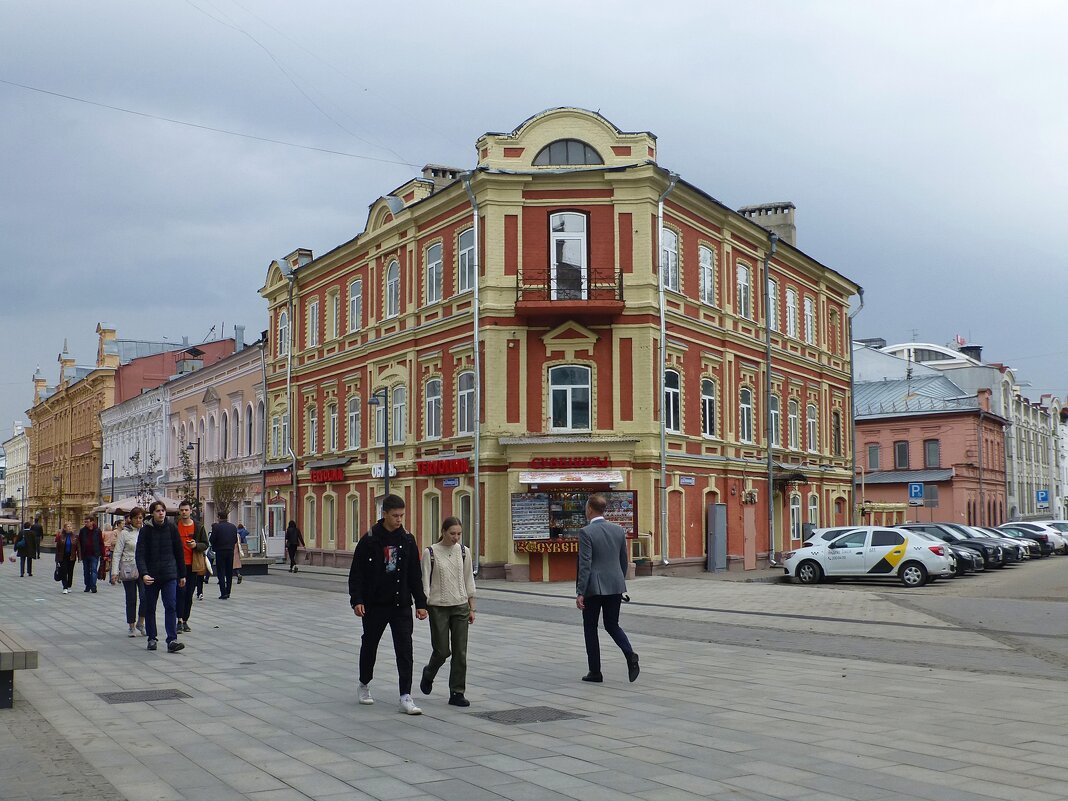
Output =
[
  {"x1": 416, "y1": 458, "x2": 470, "y2": 476},
  {"x1": 310, "y1": 468, "x2": 344, "y2": 483},
  {"x1": 265, "y1": 471, "x2": 291, "y2": 487},
  {"x1": 530, "y1": 456, "x2": 609, "y2": 469}
]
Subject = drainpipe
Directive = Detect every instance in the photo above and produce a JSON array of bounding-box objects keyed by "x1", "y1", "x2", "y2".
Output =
[
  {"x1": 657, "y1": 172, "x2": 680, "y2": 565},
  {"x1": 763, "y1": 232, "x2": 779, "y2": 565},
  {"x1": 978, "y1": 408, "x2": 986, "y2": 525},
  {"x1": 283, "y1": 269, "x2": 297, "y2": 537},
  {"x1": 461, "y1": 173, "x2": 482, "y2": 575},
  {"x1": 848, "y1": 287, "x2": 865, "y2": 524},
  {"x1": 259, "y1": 341, "x2": 269, "y2": 555}
]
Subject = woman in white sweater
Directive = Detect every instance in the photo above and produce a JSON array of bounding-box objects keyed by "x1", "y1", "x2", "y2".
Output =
[
  {"x1": 419, "y1": 517, "x2": 476, "y2": 707},
  {"x1": 109, "y1": 508, "x2": 146, "y2": 637}
]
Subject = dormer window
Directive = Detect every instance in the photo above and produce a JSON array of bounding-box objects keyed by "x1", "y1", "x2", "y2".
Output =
[{"x1": 532, "y1": 139, "x2": 604, "y2": 166}]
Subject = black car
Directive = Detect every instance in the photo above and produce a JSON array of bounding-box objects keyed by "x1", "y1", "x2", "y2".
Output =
[
  {"x1": 945, "y1": 524, "x2": 1027, "y2": 563},
  {"x1": 901, "y1": 523, "x2": 1005, "y2": 568},
  {"x1": 900, "y1": 525, "x2": 984, "y2": 576}
]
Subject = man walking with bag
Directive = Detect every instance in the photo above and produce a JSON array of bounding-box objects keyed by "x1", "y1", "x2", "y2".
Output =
[
  {"x1": 176, "y1": 501, "x2": 208, "y2": 633},
  {"x1": 78, "y1": 515, "x2": 104, "y2": 593},
  {"x1": 576, "y1": 493, "x2": 639, "y2": 684}
]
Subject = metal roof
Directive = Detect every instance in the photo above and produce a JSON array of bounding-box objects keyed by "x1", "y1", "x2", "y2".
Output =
[
  {"x1": 863, "y1": 469, "x2": 954, "y2": 485},
  {"x1": 854, "y1": 375, "x2": 978, "y2": 418}
]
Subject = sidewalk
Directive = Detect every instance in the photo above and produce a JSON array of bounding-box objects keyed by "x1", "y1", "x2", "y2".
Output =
[{"x1": 4, "y1": 569, "x2": 1068, "y2": 801}]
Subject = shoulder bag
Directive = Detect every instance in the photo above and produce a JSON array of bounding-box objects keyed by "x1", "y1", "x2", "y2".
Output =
[{"x1": 191, "y1": 548, "x2": 207, "y2": 576}]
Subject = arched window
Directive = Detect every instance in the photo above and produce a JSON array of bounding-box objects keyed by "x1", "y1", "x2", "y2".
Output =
[
  {"x1": 256, "y1": 400, "x2": 264, "y2": 454},
  {"x1": 532, "y1": 139, "x2": 603, "y2": 166},
  {"x1": 701, "y1": 379, "x2": 717, "y2": 437},
  {"x1": 221, "y1": 412, "x2": 230, "y2": 460},
  {"x1": 549, "y1": 365, "x2": 591, "y2": 431},
  {"x1": 308, "y1": 406, "x2": 318, "y2": 455},
  {"x1": 550, "y1": 212, "x2": 588, "y2": 300},
  {"x1": 661, "y1": 228, "x2": 679, "y2": 292},
  {"x1": 788, "y1": 399, "x2": 800, "y2": 450},
  {"x1": 323, "y1": 495, "x2": 336, "y2": 547},
  {"x1": 736, "y1": 263, "x2": 752, "y2": 319},
  {"x1": 246, "y1": 404, "x2": 254, "y2": 456},
  {"x1": 277, "y1": 310, "x2": 289, "y2": 356},
  {"x1": 770, "y1": 395, "x2": 781, "y2": 447},
  {"x1": 206, "y1": 416, "x2": 216, "y2": 460},
  {"x1": 790, "y1": 494, "x2": 802, "y2": 540},
  {"x1": 457, "y1": 372, "x2": 475, "y2": 435},
  {"x1": 385, "y1": 260, "x2": 400, "y2": 318},
  {"x1": 808, "y1": 494, "x2": 819, "y2": 527},
  {"x1": 232, "y1": 407, "x2": 241, "y2": 456},
  {"x1": 806, "y1": 403, "x2": 818, "y2": 453},
  {"x1": 425, "y1": 379, "x2": 442, "y2": 440},
  {"x1": 699, "y1": 245, "x2": 715, "y2": 305},
  {"x1": 304, "y1": 494, "x2": 316, "y2": 545},
  {"x1": 348, "y1": 494, "x2": 360, "y2": 544},
  {"x1": 425, "y1": 243, "x2": 443, "y2": 305},
  {"x1": 392, "y1": 386, "x2": 406, "y2": 444},
  {"x1": 739, "y1": 387, "x2": 754, "y2": 443},
  {"x1": 327, "y1": 403, "x2": 338, "y2": 451},
  {"x1": 347, "y1": 396, "x2": 361, "y2": 449},
  {"x1": 457, "y1": 229, "x2": 475, "y2": 294},
  {"x1": 664, "y1": 370, "x2": 681, "y2": 433}
]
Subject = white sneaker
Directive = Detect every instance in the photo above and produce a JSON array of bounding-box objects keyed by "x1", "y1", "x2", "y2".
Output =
[
  {"x1": 399, "y1": 694, "x2": 422, "y2": 715},
  {"x1": 357, "y1": 683, "x2": 374, "y2": 705},
  {"x1": 63, "y1": 588, "x2": 70, "y2": 594}
]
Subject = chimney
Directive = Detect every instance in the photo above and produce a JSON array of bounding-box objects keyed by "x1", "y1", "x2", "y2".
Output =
[
  {"x1": 234, "y1": 324, "x2": 245, "y2": 352},
  {"x1": 421, "y1": 164, "x2": 463, "y2": 191},
  {"x1": 977, "y1": 388, "x2": 992, "y2": 411},
  {"x1": 738, "y1": 202, "x2": 797, "y2": 247},
  {"x1": 95, "y1": 322, "x2": 119, "y2": 368},
  {"x1": 856, "y1": 337, "x2": 888, "y2": 349},
  {"x1": 960, "y1": 344, "x2": 983, "y2": 363}
]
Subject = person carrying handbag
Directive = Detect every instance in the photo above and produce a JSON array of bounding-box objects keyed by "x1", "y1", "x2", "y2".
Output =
[
  {"x1": 110, "y1": 508, "x2": 146, "y2": 637},
  {"x1": 16, "y1": 522, "x2": 36, "y2": 576}
]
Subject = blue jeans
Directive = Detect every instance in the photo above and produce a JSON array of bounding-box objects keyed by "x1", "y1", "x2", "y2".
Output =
[
  {"x1": 82, "y1": 556, "x2": 100, "y2": 590},
  {"x1": 143, "y1": 579, "x2": 178, "y2": 643}
]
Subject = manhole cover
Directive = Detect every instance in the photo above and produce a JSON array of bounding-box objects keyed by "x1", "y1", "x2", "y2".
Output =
[
  {"x1": 97, "y1": 689, "x2": 192, "y2": 704},
  {"x1": 474, "y1": 706, "x2": 586, "y2": 725}
]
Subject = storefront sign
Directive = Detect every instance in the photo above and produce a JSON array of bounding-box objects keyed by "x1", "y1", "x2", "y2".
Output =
[
  {"x1": 519, "y1": 470, "x2": 625, "y2": 485},
  {"x1": 531, "y1": 456, "x2": 609, "y2": 469},
  {"x1": 371, "y1": 463, "x2": 398, "y2": 478},
  {"x1": 416, "y1": 458, "x2": 470, "y2": 476},
  {"x1": 442, "y1": 477, "x2": 460, "y2": 488},
  {"x1": 310, "y1": 468, "x2": 344, "y2": 483},
  {"x1": 515, "y1": 539, "x2": 580, "y2": 554},
  {"x1": 265, "y1": 471, "x2": 291, "y2": 487}
]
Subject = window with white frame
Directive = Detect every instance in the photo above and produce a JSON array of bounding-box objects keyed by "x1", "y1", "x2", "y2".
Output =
[
  {"x1": 323, "y1": 495, "x2": 336, "y2": 545},
  {"x1": 392, "y1": 386, "x2": 406, "y2": 444},
  {"x1": 375, "y1": 397, "x2": 386, "y2": 446},
  {"x1": 457, "y1": 229, "x2": 475, "y2": 294},
  {"x1": 425, "y1": 243, "x2": 443, "y2": 305},
  {"x1": 246, "y1": 404, "x2": 255, "y2": 456},
  {"x1": 348, "y1": 279, "x2": 362, "y2": 332},
  {"x1": 304, "y1": 494, "x2": 316, "y2": 545},
  {"x1": 385, "y1": 260, "x2": 400, "y2": 318},
  {"x1": 221, "y1": 412, "x2": 229, "y2": 459},
  {"x1": 770, "y1": 395, "x2": 781, "y2": 447},
  {"x1": 277, "y1": 310, "x2": 289, "y2": 356},
  {"x1": 832, "y1": 411, "x2": 843, "y2": 457},
  {"x1": 701, "y1": 379, "x2": 717, "y2": 437},
  {"x1": 550, "y1": 212, "x2": 588, "y2": 300},
  {"x1": 788, "y1": 399, "x2": 800, "y2": 450},
  {"x1": 308, "y1": 299, "x2": 320, "y2": 347},
  {"x1": 804, "y1": 296, "x2": 816, "y2": 344},
  {"x1": 661, "y1": 228, "x2": 679, "y2": 292},
  {"x1": 790, "y1": 494, "x2": 802, "y2": 540},
  {"x1": 808, "y1": 494, "x2": 819, "y2": 527},
  {"x1": 736, "y1": 263, "x2": 752, "y2": 319},
  {"x1": 806, "y1": 403, "x2": 818, "y2": 452},
  {"x1": 664, "y1": 370, "x2": 681, "y2": 433},
  {"x1": 699, "y1": 245, "x2": 715, "y2": 304},
  {"x1": 425, "y1": 494, "x2": 440, "y2": 541},
  {"x1": 308, "y1": 406, "x2": 318, "y2": 455},
  {"x1": 739, "y1": 387, "x2": 754, "y2": 443},
  {"x1": 328, "y1": 404, "x2": 338, "y2": 452},
  {"x1": 348, "y1": 495, "x2": 360, "y2": 542},
  {"x1": 281, "y1": 413, "x2": 289, "y2": 455},
  {"x1": 330, "y1": 292, "x2": 341, "y2": 339},
  {"x1": 347, "y1": 396, "x2": 360, "y2": 449},
  {"x1": 768, "y1": 279, "x2": 780, "y2": 332},
  {"x1": 457, "y1": 372, "x2": 475, "y2": 435},
  {"x1": 786, "y1": 288, "x2": 798, "y2": 338},
  {"x1": 271, "y1": 415, "x2": 280, "y2": 458},
  {"x1": 425, "y1": 379, "x2": 442, "y2": 440},
  {"x1": 549, "y1": 365, "x2": 591, "y2": 431}
]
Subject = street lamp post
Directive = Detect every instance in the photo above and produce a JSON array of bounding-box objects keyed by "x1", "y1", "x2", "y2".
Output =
[
  {"x1": 186, "y1": 438, "x2": 201, "y2": 520},
  {"x1": 53, "y1": 474, "x2": 63, "y2": 531},
  {"x1": 17, "y1": 486, "x2": 24, "y2": 527},
  {"x1": 102, "y1": 460, "x2": 115, "y2": 505},
  {"x1": 368, "y1": 389, "x2": 390, "y2": 497}
]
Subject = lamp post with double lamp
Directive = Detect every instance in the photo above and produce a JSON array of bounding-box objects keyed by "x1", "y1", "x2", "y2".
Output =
[
  {"x1": 186, "y1": 437, "x2": 201, "y2": 520},
  {"x1": 367, "y1": 388, "x2": 390, "y2": 497},
  {"x1": 101, "y1": 460, "x2": 115, "y2": 505}
]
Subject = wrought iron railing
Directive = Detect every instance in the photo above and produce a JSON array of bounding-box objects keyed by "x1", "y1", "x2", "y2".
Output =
[{"x1": 516, "y1": 265, "x2": 623, "y2": 303}]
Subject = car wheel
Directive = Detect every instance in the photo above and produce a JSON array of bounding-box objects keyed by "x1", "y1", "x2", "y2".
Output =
[
  {"x1": 899, "y1": 561, "x2": 928, "y2": 587},
  {"x1": 796, "y1": 560, "x2": 823, "y2": 585}
]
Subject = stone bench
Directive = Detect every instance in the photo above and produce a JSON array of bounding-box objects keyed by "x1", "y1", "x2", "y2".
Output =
[
  {"x1": 0, "y1": 630, "x2": 38, "y2": 709},
  {"x1": 238, "y1": 557, "x2": 272, "y2": 576}
]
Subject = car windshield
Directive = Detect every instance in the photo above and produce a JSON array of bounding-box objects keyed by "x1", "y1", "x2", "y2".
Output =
[
  {"x1": 941, "y1": 530, "x2": 966, "y2": 541},
  {"x1": 907, "y1": 530, "x2": 939, "y2": 543},
  {"x1": 1045, "y1": 522, "x2": 1068, "y2": 533}
]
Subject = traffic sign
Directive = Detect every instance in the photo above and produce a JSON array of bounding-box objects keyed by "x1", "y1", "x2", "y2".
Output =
[
  {"x1": 1037, "y1": 489, "x2": 1050, "y2": 510},
  {"x1": 908, "y1": 482, "x2": 924, "y2": 506}
]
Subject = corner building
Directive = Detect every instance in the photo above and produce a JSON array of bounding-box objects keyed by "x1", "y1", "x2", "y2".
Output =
[{"x1": 260, "y1": 108, "x2": 860, "y2": 578}]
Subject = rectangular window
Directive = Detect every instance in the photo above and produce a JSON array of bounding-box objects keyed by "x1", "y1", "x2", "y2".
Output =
[
  {"x1": 736, "y1": 264, "x2": 752, "y2": 319},
  {"x1": 894, "y1": 440, "x2": 909, "y2": 469},
  {"x1": 804, "y1": 297, "x2": 816, "y2": 344},
  {"x1": 328, "y1": 405, "x2": 338, "y2": 452},
  {"x1": 699, "y1": 246, "x2": 715, "y2": 305},
  {"x1": 271, "y1": 415, "x2": 280, "y2": 458},
  {"x1": 392, "y1": 386, "x2": 406, "y2": 444},
  {"x1": 347, "y1": 398, "x2": 360, "y2": 450},
  {"x1": 348, "y1": 279, "x2": 363, "y2": 332},
  {"x1": 281, "y1": 413, "x2": 289, "y2": 456},
  {"x1": 308, "y1": 408, "x2": 318, "y2": 455},
  {"x1": 770, "y1": 396, "x2": 781, "y2": 447},
  {"x1": 330, "y1": 293, "x2": 341, "y2": 339},
  {"x1": 768, "y1": 279, "x2": 779, "y2": 332},
  {"x1": 664, "y1": 371, "x2": 681, "y2": 433},
  {"x1": 786, "y1": 288, "x2": 798, "y2": 338},
  {"x1": 375, "y1": 402, "x2": 386, "y2": 446},
  {"x1": 867, "y1": 444, "x2": 880, "y2": 471},
  {"x1": 458, "y1": 229, "x2": 475, "y2": 294},
  {"x1": 924, "y1": 439, "x2": 940, "y2": 468},
  {"x1": 457, "y1": 373, "x2": 475, "y2": 435},
  {"x1": 426, "y1": 243, "x2": 443, "y2": 305},
  {"x1": 308, "y1": 300, "x2": 320, "y2": 347}
]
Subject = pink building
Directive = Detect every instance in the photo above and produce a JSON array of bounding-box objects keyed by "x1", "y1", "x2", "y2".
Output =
[{"x1": 855, "y1": 376, "x2": 1007, "y2": 526}]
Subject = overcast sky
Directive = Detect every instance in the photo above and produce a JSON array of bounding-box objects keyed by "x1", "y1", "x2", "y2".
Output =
[{"x1": 2, "y1": 0, "x2": 1066, "y2": 448}]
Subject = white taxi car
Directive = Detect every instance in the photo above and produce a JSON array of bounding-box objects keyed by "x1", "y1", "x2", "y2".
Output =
[{"x1": 784, "y1": 526, "x2": 954, "y2": 587}]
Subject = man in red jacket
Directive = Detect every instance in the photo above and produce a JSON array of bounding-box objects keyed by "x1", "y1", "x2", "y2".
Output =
[{"x1": 77, "y1": 516, "x2": 105, "y2": 593}]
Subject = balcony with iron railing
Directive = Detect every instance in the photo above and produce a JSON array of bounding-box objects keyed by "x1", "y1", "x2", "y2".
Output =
[{"x1": 515, "y1": 264, "x2": 624, "y2": 319}]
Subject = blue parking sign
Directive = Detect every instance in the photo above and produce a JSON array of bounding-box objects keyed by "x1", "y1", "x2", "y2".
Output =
[
  {"x1": 908, "y1": 483, "x2": 924, "y2": 506},
  {"x1": 1037, "y1": 489, "x2": 1050, "y2": 509}
]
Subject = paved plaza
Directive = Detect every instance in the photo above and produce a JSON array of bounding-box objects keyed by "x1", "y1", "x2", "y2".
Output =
[{"x1": 3, "y1": 565, "x2": 1068, "y2": 801}]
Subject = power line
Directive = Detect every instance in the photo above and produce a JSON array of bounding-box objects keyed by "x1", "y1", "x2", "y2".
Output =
[{"x1": 0, "y1": 77, "x2": 422, "y2": 168}]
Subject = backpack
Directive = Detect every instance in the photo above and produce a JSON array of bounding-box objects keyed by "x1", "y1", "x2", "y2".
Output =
[{"x1": 425, "y1": 543, "x2": 467, "y2": 586}]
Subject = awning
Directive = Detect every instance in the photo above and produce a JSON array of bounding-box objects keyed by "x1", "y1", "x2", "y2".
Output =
[{"x1": 518, "y1": 470, "x2": 625, "y2": 485}]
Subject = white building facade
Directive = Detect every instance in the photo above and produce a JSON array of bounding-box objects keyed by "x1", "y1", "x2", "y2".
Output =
[
  {"x1": 2, "y1": 423, "x2": 31, "y2": 522},
  {"x1": 99, "y1": 385, "x2": 168, "y2": 505}
]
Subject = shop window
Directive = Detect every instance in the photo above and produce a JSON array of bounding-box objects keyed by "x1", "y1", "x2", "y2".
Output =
[
  {"x1": 550, "y1": 212, "x2": 588, "y2": 300},
  {"x1": 788, "y1": 400, "x2": 800, "y2": 450},
  {"x1": 927, "y1": 485, "x2": 940, "y2": 508},
  {"x1": 806, "y1": 404, "x2": 818, "y2": 453},
  {"x1": 392, "y1": 386, "x2": 406, "y2": 444},
  {"x1": 550, "y1": 365, "x2": 591, "y2": 431},
  {"x1": 770, "y1": 395, "x2": 781, "y2": 447},
  {"x1": 323, "y1": 495, "x2": 336, "y2": 546},
  {"x1": 701, "y1": 379, "x2": 717, "y2": 437},
  {"x1": 425, "y1": 243, "x2": 443, "y2": 305},
  {"x1": 348, "y1": 279, "x2": 362, "y2": 332},
  {"x1": 808, "y1": 494, "x2": 819, "y2": 526},
  {"x1": 736, "y1": 263, "x2": 752, "y2": 319},
  {"x1": 457, "y1": 229, "x2": 475, "y2": 294},
  {"x1": 457, "y1": 492, "x2": 472, "y2": 549},
  {"x1": 348, "y1": 495, "x2": 361, "y2": 540},
  {"x1": 304, "y1": 494, "x2": 316, "y2": 546},
  {"x1": 664, "y1": 369, "x2": 681, "y2": 433},
  {"x1": 425, "y1": 379, "x2": 442, "y2": 440},
  {"x1": 661, "y1": 228, "x2": 679, "y2": 292},
  {"x1": 790, "y1": 494, "x2": 802, "y2": 540},
  {"x1": 277, "y1": 310, "x2": 289, "y2": 356},
  {"x1": 457, "y1": 372, "x2": 475, "y2": 435},
  {"x1": 739, "y1": 387, "x2": 754, "y2": 443},
  {"x1": 425, "y1": 494, "x2": 440, "y2": 541},
  {"x1": 385, "y1": 260, "x2": 400, "y2": 318},
  {"x1": 699, "y1": 245, "x2": 715, "y2": 305}
]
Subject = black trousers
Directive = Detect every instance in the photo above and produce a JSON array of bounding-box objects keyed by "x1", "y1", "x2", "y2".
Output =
[
  {"x1": 359, "y1": 605, "x2": 414, "y2": 695},
  {"x1": 287, "y1": 543, "x2": 298, "y2": 568},
  {"x1": 216, "y1": 549, "x2": 234, "y2": 596},
  {"x1": 19, "y1": 556, "x2": 33, "y2": 576},
  {"x1": 582, "y1": 593, "x2": 633, "y2": 673},
  {"x1": 58, "y1": 558, "x2": 76, "y2": 589},
  {"x1": 122, "y1": 579, "x2": 145, "y2": 625},
  {"x1": 180, "y1": 563, "x2": 196, "y2": 621}
]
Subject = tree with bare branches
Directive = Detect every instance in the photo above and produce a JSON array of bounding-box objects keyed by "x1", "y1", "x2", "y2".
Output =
[{"x1": 209, "y1": 459, "x2": 248, "y2": 519}]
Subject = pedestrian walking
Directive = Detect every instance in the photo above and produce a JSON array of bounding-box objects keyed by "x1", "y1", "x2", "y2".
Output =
[
  {"x1": 419, "y1": 517, "x2": 476, "y2": 707},
  {"x1": 55, "y1": 522, "x2": 79, "y2": 593},
  {"x1": 209, "y1": 511, "x2": 239, "y2": 599},
  {"x1": 285, "y1": 520, "x2": 304, "y2": 572},
  {"x1": 16, "y1": 522, "x2": 36, "y2": 577},
  {"x1": 110, "y1": 509, "x2": 146, "y2": 637},
  {"x1": 348, "y1": 494, "x2": 428, "y2": 715},
  {"x1": 175, "y1": 501, "x2": 208, "y2": 633},
  {"x1": 77, "y1": 515, "x2": 104, "y2": 593},
  {"x1": 31, "y1": 517, "x2": 44, "y2": 558},
  {"x1": 235, "y1": 521, "x2": 249, "y2": 584},
  {"x1": 101, "y1": 521, "x2": 120, "y2": 586},
  {"x1": 576, "y1": 493, "x2": 639, "y2": 684},
  {"x1": 135, "y1": 500, "x2": 186, "y2": 653}
]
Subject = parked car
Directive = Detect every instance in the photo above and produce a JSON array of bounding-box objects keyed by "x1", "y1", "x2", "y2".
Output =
[
  {"x1": 1010, "y1": 521, "x2": 1068, "y2": 554},
  {"x1": 905, "y1": 528, "x2": 984, "y2": 576},
  {"x1": 784, "y1": 526, "x2": 954, "y2": 587},
  {"x1": 901, "y1": 523, "x2": 1005, "y2": 568},
  {"x1": 943, "y1": 524, "x2": 1026, "y2": 563},
  {"x1": 802, "y1": 527, "x2": 859, "y2": 546},
  {"x1": 980, "y1": 526, "x2": 1043, "y2": 557}
]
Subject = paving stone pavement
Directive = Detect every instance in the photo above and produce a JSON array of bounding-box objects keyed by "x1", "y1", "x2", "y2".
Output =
[{"x1": 3, "y1": 568, "x2": 1068, "y2": 801}]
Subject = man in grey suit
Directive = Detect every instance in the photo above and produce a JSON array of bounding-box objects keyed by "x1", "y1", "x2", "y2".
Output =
[{"x1": 576, "y1": 493, "x2": 639, "y2": 683}]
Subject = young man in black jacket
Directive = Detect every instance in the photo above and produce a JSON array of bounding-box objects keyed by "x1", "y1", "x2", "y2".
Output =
[
  {"x1": 348, "y1": 494, "x2": 428, "y2": 715},
  {"x1": 135, "y1": 501, "x2": 186, "y2": 653}
]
